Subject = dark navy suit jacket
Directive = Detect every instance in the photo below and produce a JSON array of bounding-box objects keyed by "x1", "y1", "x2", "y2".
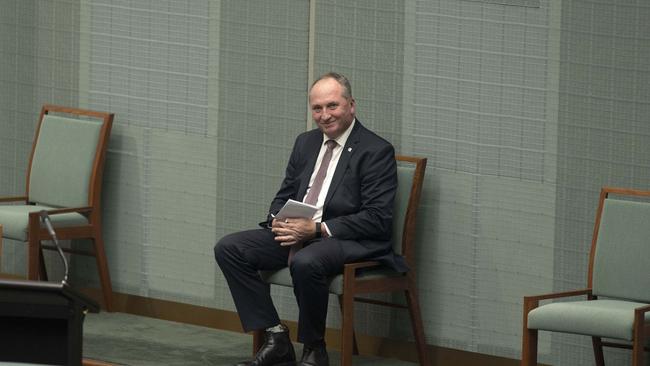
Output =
[{"x1": 264, "y1": 120, "x2": 406, "y2": 272}]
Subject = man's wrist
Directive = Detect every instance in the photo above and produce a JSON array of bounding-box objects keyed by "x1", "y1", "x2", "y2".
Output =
[
  {"x1": 321, "y1": 222, "x2": 331, "y2": 238},
  {"x1": 315, "y1": 221, "x2": 322, "y2": 238}
]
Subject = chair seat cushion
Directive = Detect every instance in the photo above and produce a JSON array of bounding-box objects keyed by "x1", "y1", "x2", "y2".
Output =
[
  {"x1": 0, "y1": 205, "x2": 88, "y2": 241},
  {"x1": 527, "y1": 299, "x2": 650, "y2": 341},
  {"x1": 260, "y1": 266, "x2": 403, "y2": 295}
]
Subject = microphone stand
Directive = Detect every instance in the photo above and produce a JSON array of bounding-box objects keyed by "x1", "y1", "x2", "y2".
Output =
[{"x1": 39, "y1": 210, "x2": 69, "y2": 285}]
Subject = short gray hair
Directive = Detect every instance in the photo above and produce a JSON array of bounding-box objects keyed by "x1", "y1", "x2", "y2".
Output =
[{"x1": 311, "y1": 72, "x2": 352, "y2": 99}]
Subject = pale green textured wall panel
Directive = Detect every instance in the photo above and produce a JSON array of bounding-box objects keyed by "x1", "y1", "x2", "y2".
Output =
[
  {"x1": 314, "y1": 0, "x2": 405, "y2": 148},
  {"x1": 404, "y1": 0, "x2": 558, "y2": 358},
  {"x1": 409, "y1": 0, "x2": 553, "y2": 181},
  {"x1": 147, "y1": 130, "x2": 217, "y2": 305},
  {"x1": 410, "y1": 171, "x2": 476, "y2": 347},
  {"x1": 475, "y1": 176, "x2": 554, "y2": 355},
  {"x1": 84, "y1": 0, "x2": 210, "y2": 134},
  {"x1": 82, "y1": 123, "x2": 147, "y2": 294},
  {"x1": 464, "y1": 0, "x2": 540, "y2": 6}
]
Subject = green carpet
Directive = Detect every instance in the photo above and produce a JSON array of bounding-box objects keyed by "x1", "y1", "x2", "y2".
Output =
[{"x1": 83, "y1": 312, "x2": 415, "y2": 366}]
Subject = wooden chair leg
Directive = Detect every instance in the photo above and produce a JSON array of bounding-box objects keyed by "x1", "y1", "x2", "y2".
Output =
[
  {"x1": 591, "y1": 337, "x2": 605, "y2": 366},
  {"x1": 340, "y1": 288, "x2": 355, "y2": 366},
  {"x1": 632, "y1": 339, "x2": 643, "y2": 366},
  {"x1": 631, "y1": 312, "x2": 645, "y2": 366},
  {"x1": 39, "y1": 249, "x2": 48, "y2": 281},
  {"x1": 521, "y1": 298, "x2": 540, "y2": 366},
  {"x1": 252, "y1": 329, "x2": 264, "y2": 355},
  {"x1": 338, "y1": 295, "x2": 359, "y2": 355},
  {"x1": 0, "y1": 225, "x2": 3, "y2": 272},
  {"x1": 405, "y1": 284, "x2": 430, "y2": 366},
  {"x1": 93, "y1": 234, "x2": 114, "y2": 312},
  {"x1": 27, "y1": 215, "x2": 41, "y2": 280},
  {"x1": 521, "y1": 328, "x2": 538, "y2": 366}
]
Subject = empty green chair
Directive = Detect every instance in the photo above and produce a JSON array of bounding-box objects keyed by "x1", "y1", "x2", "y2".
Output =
[
  {"x1": 0, "y1": 105, "x2": 115, "y2": 311},
  {"x1": 522, "y1": 187, "x2": 650, "y2": 366}
]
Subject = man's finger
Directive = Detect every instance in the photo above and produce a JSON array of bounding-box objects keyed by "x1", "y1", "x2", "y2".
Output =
[{"x1": 275, "y1": 234, "x2": 295, "y2": 242}]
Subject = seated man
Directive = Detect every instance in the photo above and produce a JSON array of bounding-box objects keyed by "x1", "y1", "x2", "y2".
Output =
[{"x1": 215, "y1": 72, "x2": 404, "y2": 366}]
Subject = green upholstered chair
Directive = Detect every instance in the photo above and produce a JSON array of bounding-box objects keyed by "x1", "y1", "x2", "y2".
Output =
[
  {"x1": 522, "y1": 187, "x2": 650, "y2": 366},
  {"x1": 0, "y1": 105, "x2": 114, "y2": 311},
  {"x1": 254, "y1": 155, "x2": 430, "y2": 366}
]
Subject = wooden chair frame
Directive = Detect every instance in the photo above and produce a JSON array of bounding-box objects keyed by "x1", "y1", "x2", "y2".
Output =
[
  {"x1": 521, "y1": 187, "x2": 650, "y2": 366},
  {"x1": 254, "y1": 155, "x2": 430, "y2": 366},
  {"x1": 0, "y1": 225, "x2": 3, "y2": 271},
  {"x1": 0, "y1": 105, "x2": 114, "y2": 311}
]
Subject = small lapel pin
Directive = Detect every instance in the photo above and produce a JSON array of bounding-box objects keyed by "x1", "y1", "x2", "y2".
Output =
[{"x1": 347, "y1": 147, "x2": 352, "y2": 152}]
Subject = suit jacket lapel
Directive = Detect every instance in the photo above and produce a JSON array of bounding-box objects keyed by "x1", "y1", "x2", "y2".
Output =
[
  {"x1": 297, "y1": 132, "x2": 323, "y2": 200},
  {"x1": 324, "y1": 122, "x2": 361, "y2": 208}
]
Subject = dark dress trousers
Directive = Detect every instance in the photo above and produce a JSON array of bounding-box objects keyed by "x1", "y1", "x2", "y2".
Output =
[{"x1": 215, "y1": 120, "x2": 403, "y2": 344}]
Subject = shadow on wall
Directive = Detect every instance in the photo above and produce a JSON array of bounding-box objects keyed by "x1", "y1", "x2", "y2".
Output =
[{"x1": 71, "y1": 128, "x2": 144, "y2": 292}]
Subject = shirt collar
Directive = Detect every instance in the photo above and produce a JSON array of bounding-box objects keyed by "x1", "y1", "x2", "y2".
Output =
[{"x1": 322, "y1": 118, "x2": 355, "y2": 148}]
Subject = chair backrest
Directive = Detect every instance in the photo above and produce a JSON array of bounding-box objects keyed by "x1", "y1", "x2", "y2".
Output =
[
  {"x1": 391, "y1": 156, "x2": 427, "y2": 267},
  {"x1": 27, "y1": 105, "x2": 114, "y2": 211},
  {"x1": 589, "y1": 187, "x2": 650, "y2": 303}
]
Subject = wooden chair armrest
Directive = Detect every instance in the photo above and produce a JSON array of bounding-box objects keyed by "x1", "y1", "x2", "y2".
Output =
[
  {"x1": 633, "y1": 304, "x2": 650, "y2": 340},
  {"x1": 635, "y1": 303, "x2": 650, "y2": 315},
  {"x1": 0, "y1": 196, "x2": 28, "y2": 203},
  {"x1": 342, "y1": 261, "x2": 381, "y2": 277},
  {"x1": 524, "y1": 288, "x2": 592, "y2": 312},
  {"x1": 27, "y1": 206, "x2": 93, "y2": 217},
  {"x1": 343, "y1": 261, "x2": 381, "y2": 271},
  {"x1": 525, "y1": 288, "x2": 592, "y2": 301}
]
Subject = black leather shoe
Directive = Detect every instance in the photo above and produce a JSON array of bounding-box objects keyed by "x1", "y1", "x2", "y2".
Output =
[
  {"x1": 297, "y1": 344, "x2": 329, "y2": 366},
  {"x1": 234, "y1": 325, "x2": 296, "y2": 366}
]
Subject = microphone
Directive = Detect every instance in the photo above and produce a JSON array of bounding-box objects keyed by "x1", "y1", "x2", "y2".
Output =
[{"x1": 39, "y1": 210, "x2": 69, "y2": 284}]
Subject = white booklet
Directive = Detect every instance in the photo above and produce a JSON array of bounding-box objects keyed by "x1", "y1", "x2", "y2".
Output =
[{"x1": 275, "y1": 199, "x2": 317, "y2": 219}]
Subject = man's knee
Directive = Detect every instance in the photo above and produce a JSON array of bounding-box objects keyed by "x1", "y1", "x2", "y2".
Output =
[
  {"x1": 214, "y1": 233, "x2": 238, "y2": 265},
  {"x1": 290, "y1": 252, "x2": 325, "y2": 279}
]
